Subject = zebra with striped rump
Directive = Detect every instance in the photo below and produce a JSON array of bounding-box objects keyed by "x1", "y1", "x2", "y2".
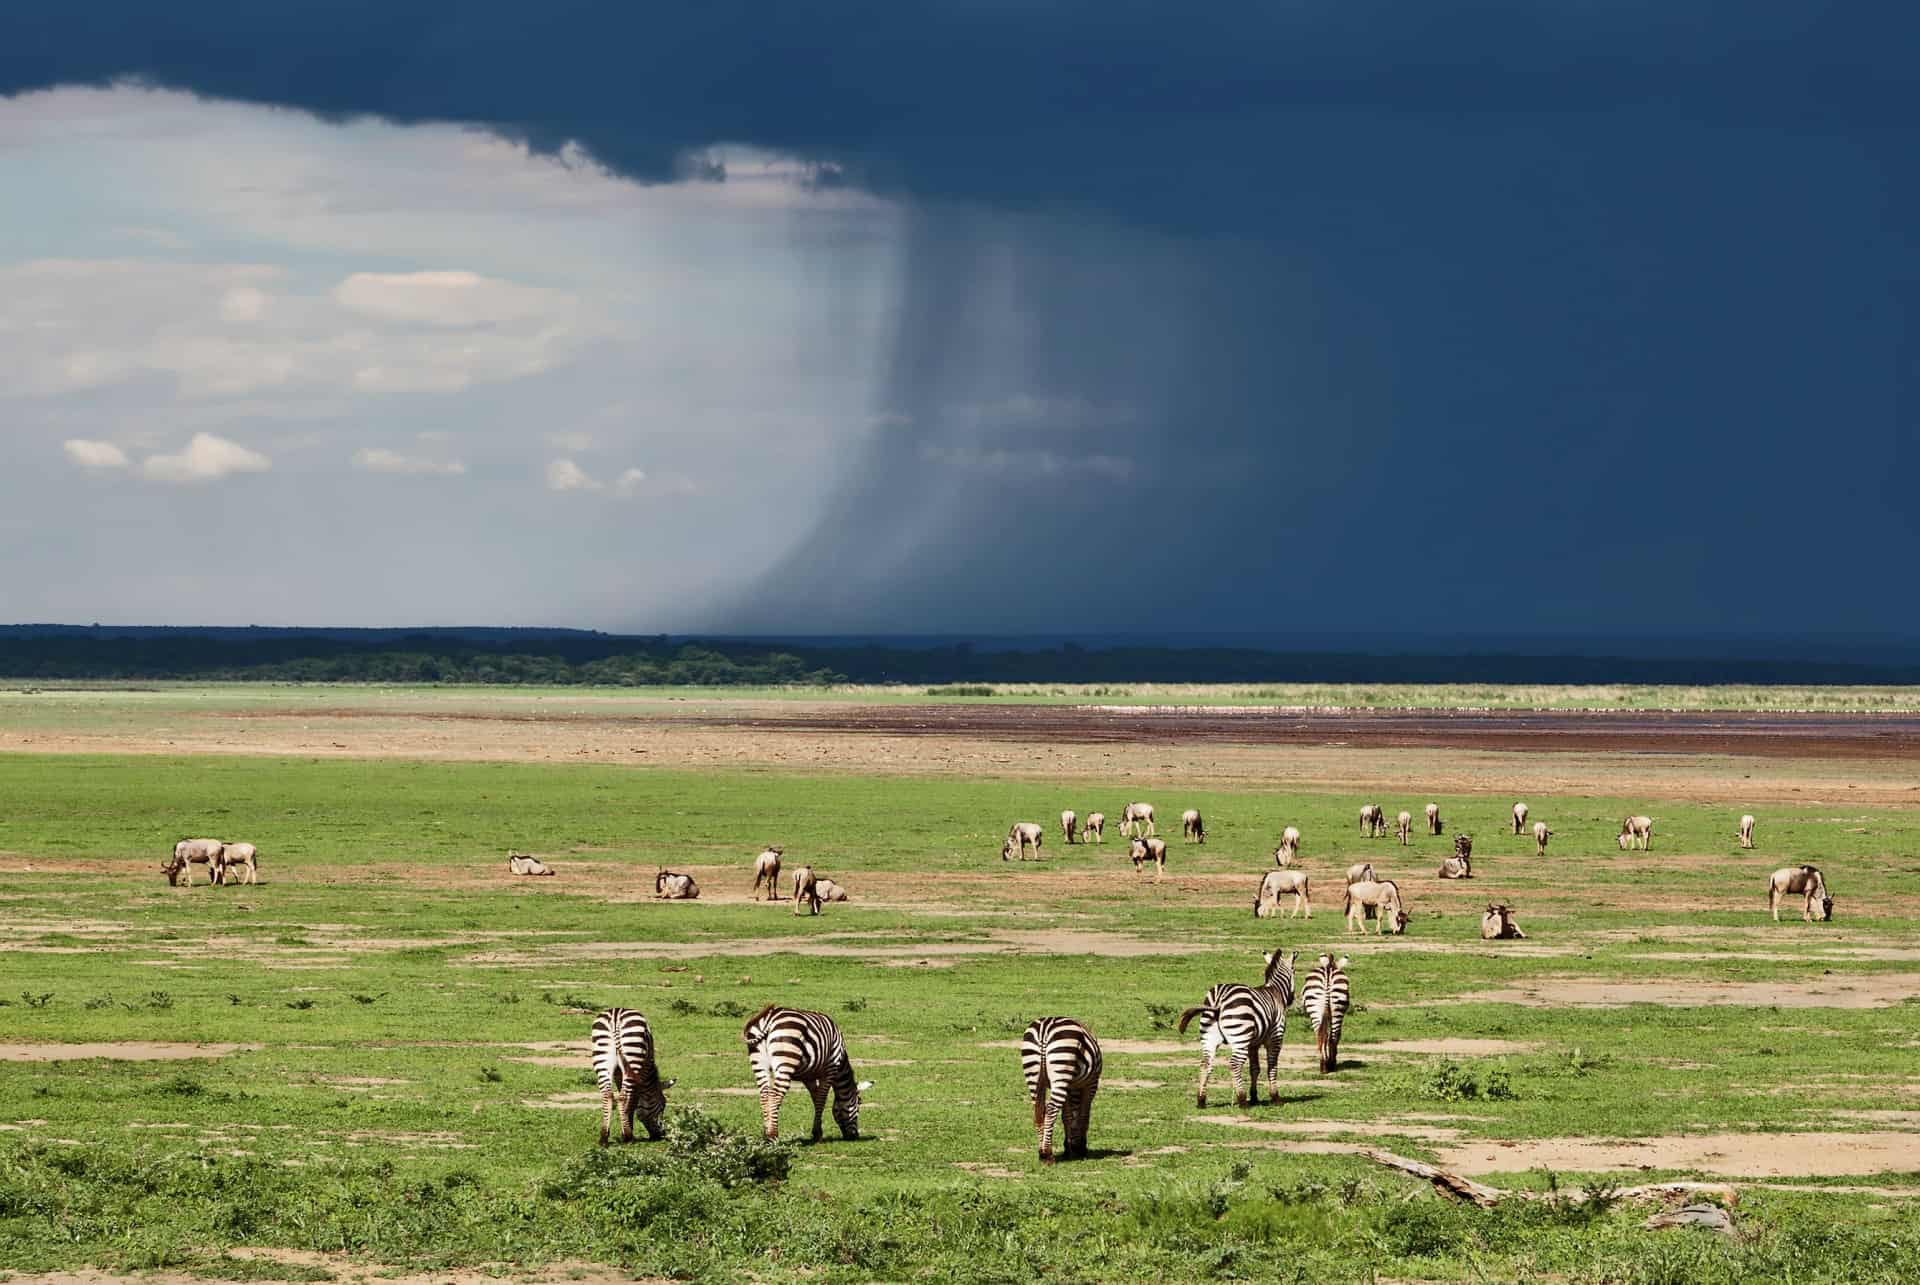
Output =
[
  {"x1": 1020, "y1": 1017, "x2": 1102, "y2": 1163},
  {"x1": 1177, "y1": 949, "x2": 1295, "y2": 1108},
  {"x1": 1299, "y1": 954, "x2": 1351, "y2": 1074},
  {"x1": 590, "y1": 1008, "x2": 672, "y2": 1144},
  {"x1": 742, "y1": 1005, "x2": 869, "y2": 1141}
]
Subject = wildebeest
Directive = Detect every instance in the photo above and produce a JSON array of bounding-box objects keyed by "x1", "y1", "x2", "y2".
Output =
[
  {"x1": 1532, "y1": 821, "x2": 1553, "y2": 856},
  {"x1": 1345, "y1": 879, "x2": 1408, "y2": 934},
  {"x1": 1277, "y1": 825, "x2": 1301, "y2": 862},
  {"x1": 1511, "y1": 802, "x2": 1529, "y2": 835},
  {"x1": 1453, "y1": 833, "x2": 1473, "y2": 863},
  {"x1": 1481, "y1": 903, "x2": 1527, "y2": 939},
  {"x1": 1395, "y1": 810, "x2": 1413, "y2": 845},
  {"x1": 1436, "y1": 852, "x2": 1471, "y2": 879},
  {"x1": 1182, "y1": 809, "x2": 1205, "y2": 843},
  {"x1": 791, "y1": 865, "x2": 822, "y2": 915},
  {"x1": 1002, "y1": 821, "x2": 1045, "y2": 861},
  {"x1": 751, "y1": 847, "x2": 784, "y2": 900},
  {"x1": 507, "y1": 853, "x2": 554, "y2": 876},
  {"x1": 1253, "y1": 869, "x2": 1311, "y2": 919},
  {"x1": 1738, "y1": 815, "x2": 1756, "y2": 849},
  {"x1": 1120, "y1": 802, "x2": 1156, "y2": 838},
  {"x1": 1617, "y1": 815, "x2": 1655, "y2": 851},
  {"x1": 215, "y1": 842, "x2": 259, "y2": 885},
  {"x1": 1768, "y1": 865, "x2": 1833, "y2": 922},
  {"x1": 1425, "y1": 803, "x2": 1442, "y2": 835},
  {"x1": 1272, "y1": 843, "x2": 1297, "y2": 868},
  {"x1": 1344, "y1": 861, "x2": 1377, "y2": 886},
  {"x1": 1128, "y1": 836, "x2": 1168, "y2": 878},
  {"x1": 1083, "y1": 812, "x2": 1106, "y2": 843},
  {"x1": 655, "y1": 869, "x2": 700, "y2": 899},
  {"x1": 815, "y1": 878, "x2": 850, "y2": 903},
  {"x1": 1358, "y1": 804, "x2": 1386, "y2": 837},
  {"x1": 1061, "y1": 810, "x2": 1079, "y2": 844},
  {"x1": 164, "y1": 838, "x2": 224, "y2": 887}
]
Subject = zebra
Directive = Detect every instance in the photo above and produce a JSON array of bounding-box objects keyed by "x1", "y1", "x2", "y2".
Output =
[
  {"x1": 742, "y1": 1005, "x2": 870, "y2": 1141},
  {"x1": 1298, "y1": 954, "x2": 1351, "y2": 1074},
  {"x1": 1019, "y1": 1017, "x2": 1102, "y2": 1163},
  {"x1": 1176, "y1": 949, "x2": 1296, "y2": 1108},
  {"x1": 590, "y1": 1007, "x2": 672, "y2": 1145}
]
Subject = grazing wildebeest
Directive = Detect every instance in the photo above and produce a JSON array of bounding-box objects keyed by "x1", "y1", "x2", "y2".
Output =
[
  {"x1": 1061, "y1": 810, "x2": 1079, "y2": 845},
  {"x1": 1532, "y1": 821, "x2": 1553, "y2": 856},
  {"x1": 791, "y1": 865, "x2": 822, "y2": 916},
  {"x1": 1083, "y1": 812, "x2": 1106, "y2": 843},
  {"x1": 1120, "y1": 802, "x2": 1156, "y2": 839},
  {"x1": 1738, "y1": 815, "x2": 1756, "y2": 849},
  {"x1": 1617, "y1": 815, "x2": 1655, "y2": 851},
  {"x1": 215, "y1": 842, "x2": 259, "y2": 885},
  {"x1": 1277, "y1": 825, "x2": 1301, "y2": 862},
  {"x1": 1344, "y1": 861, "x2": 1377, "y2": 886},
  {"x1": 1395, "y1": 811, "x2": 1413, "y2": 846},
  {"x1": 1358, "y1": 804, "x2": 1385, "y2": 837},
  {"x1": 815, "y1": 878, "x2": 850, "y2": 903},
  {"x1": 164, "y1": 838, "x2": 224, "y2": 887},
  {"x1": 751, "y1": 847, "x2": 784, "y2": 900},
  {"x1": 1002, "y1": 821, "x2": 1045, "y2": 861},
  {"x1": 1128, "y1": 836, "x2": 1168, "y2": 878},
  {"x1": 655, "y1": 869, "x2": 700, "y2": 899},
  {"x1": 1768, "y1": 865, "x2": 1833, "y2": 922},
  {"x1": 1182, "y1": 809, "x2": 1205, "y2": 843},
  {"x1": 1253, "y1": 869, "x2": 1311, "y2": 919},
  {"x1": 1425, "y1": 803, "x2": 1442, "y2": 835},
  {"x1": 1481, "y1": 903, "x2": 1527, "y2": 940},
  {"x1": 1511, "y1": 802, "x2": 1529, "y2": 835},
  {"x1": 1344, "y1": 879, "x2": 1408, "y2": 935},
  {"x1": 507, "y1": 853, "x2": 554, "y2": 876},
  {"x1": 1272, "y1": 843, "x2": 1297, "y2": 868}
]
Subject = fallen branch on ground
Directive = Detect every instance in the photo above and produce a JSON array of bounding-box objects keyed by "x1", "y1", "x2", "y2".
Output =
[{"x1": 1360, "y1": 1149, "x2": 1739, "y2": 1208}]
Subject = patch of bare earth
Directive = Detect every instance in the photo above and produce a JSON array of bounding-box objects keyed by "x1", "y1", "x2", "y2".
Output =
[
  {"x1": 1450, "y1": 975, "x2": 1920, "y2": 1008},
  {"x1": 0, "y1": 1043, "x2": 258, "y2": 1062},
  {"x1": 1441, "y1": 1132, "x2": 1920, "y2": 1178}
]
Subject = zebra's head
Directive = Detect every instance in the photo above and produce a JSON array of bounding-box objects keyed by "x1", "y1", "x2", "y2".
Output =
[
  {"x1": 833, "y1": 1078, "x2": 873, "y2": 1140},
  {"x1": 1261, "y1": 949, "x2": 1296, "y2": 986},
  {"x1": 634, "y1": 1074, "x2": 674, "y2": 1140}
]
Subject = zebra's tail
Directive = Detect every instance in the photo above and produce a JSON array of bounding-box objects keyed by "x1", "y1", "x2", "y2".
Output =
[
  {"x1": 1033, "y1": 1067, "x2": 1049, "y2": 1126},
  {"x1": 1176, "y1": 1005, "x2": 1208, "y2": 1034},
  {"x1": 1316, "y1": 1023, "x2": 1334, "y2": 1074}
]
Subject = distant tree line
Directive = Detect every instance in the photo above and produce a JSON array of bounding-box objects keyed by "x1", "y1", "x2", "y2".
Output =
[{"x1": 0, "y1": 628, "x2": 1917, "y2": 686}]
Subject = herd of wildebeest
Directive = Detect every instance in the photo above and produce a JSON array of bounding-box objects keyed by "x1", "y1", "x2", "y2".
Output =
[{"x1": 161, "y1": 798, "x2": 1834, "y2": 1163}]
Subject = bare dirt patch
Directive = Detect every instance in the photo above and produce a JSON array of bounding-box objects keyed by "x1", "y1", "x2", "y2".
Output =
[
  {"x1": 1441, "y1": 1132, "x2": 1920, "y2": 1178},
  {"x1": 2, "y1": 1249, "x2": 667, "y2": 1285},
  {"x1": 463, "y1": 926, "x2": 1203, "y2": 966},
  {"x1": 1192, "y1": 1115, "x2": 1465, "y2": 1142},
  {"x1": 0, "y1": 1042, "x2": 258, "y2": 1062},
  {"x1": 1452, "y1": 974, "x2": 1920, "y2": 1008}
]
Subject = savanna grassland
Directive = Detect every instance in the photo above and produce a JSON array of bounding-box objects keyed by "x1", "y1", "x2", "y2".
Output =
[{"x1": 3, "y1": 685, "x2": 1920, "y2": 1283}]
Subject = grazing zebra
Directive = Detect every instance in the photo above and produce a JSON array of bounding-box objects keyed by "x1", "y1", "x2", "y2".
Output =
[
  {"x1": 1299, "y1": 954, "x2": 1351, "y2": 1074},
  {"x1": 215, "y1": 842, "x2": 259, "y2": 885},
  {"x1": 1061, "y1": 810, "x2": 1078, "y2": 844},
  {"x1": 1182, "y1": 809, "x2": 1205, "y2": 843},
  {"x1": 1512, "y1": 802, "x2": 1529, "y2": 835},
  {"x1": 655, "y1": 869, "x2": 699, "y2": 899},
  {"x1": 590, "y1": 1007, "x2": 671, "y2": 1144},
  {"x1": 1083, "y1": 812, "x2": 1106, "y2": 843},
  {"x1": 1019, "y1": 1017, "x2": 1102, "y2": 1163},
  {"x1": 1002, "y1": 821, "x2": 1045, "y2": 861},
  {"x1": 1425, "y1": 803, "x2": 1442, "y2": 835},
  {"x1": 1128, "y1": 836, "x2": 1168, "y2": 878},
  {"x1": 1738, "y1": 815, "x2": 1756, "y2": 849},
  {"x1": 742, "y1": 1005, "x2": 869, "y2": 1141},
  {"x1": 1176, "y1": 949, "x2": 1296, "y2": 1107},
  {"x1": 792, "y1": 865, "x2": 822, "y2": 915},
  {"x1": 751, "y1": 847, "x2": 783, "y2": 899}
]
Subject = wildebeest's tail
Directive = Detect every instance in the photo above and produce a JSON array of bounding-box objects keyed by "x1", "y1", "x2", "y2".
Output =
[{"x1": 1176, "y1": 1005, "x2": 1208, "y2": 1034}]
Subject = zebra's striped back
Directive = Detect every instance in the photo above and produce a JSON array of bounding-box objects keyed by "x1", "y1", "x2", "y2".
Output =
[
  {"x1": 1180, "y1": 951, "x2": 1295, "y2": 1056},
  {"x1": 1020, "y1": 1017, "x2": 1102, "y2": 1162},
  {"x1": 590, "y1": 1008, "x2": 668, "y2": 1141},
  {"x1": 1299, "y1": 955, "x2": 1351, "y2": 1074},
  {"x1": 743, "y1": 1005, "x2": 862, "y2": 1139}
]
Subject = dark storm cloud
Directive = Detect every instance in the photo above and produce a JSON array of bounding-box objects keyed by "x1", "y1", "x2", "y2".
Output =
[{"x1": 6, "y1": 3, "x2": 1916, "y2": 634}]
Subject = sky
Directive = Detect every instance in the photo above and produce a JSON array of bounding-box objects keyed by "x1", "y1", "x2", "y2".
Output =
[{"x1": 1, "y1": 3, "x2": 1914, "y2": 636}]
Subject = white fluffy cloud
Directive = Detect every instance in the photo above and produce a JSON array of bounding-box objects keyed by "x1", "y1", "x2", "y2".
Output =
[
  {"x1": 142, "y1": 433, "x2": 272, "y2": 483},
  {"x1": 63, "y1": 438, "x2": 130, "y2": 469},
  {"x1": 613, "y1": 467, "x2": 647, "y2": 497},
  {"x1": 352, "y1": 447, "x2": 466, "y2": 475},
  {"x1": 546, "y1": 458, "x2": 600, "y2": 491}
]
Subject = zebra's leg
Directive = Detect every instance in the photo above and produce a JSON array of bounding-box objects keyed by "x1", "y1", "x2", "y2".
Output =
[
  {"x1": 1230, "y1": 1049, "x2": 1250, "y2": 1107},
  {"x1": 760, "y1": 1073, "x2": 790, "y2": 1141},
  {"x1": 1267, "y1": 1034, "x2": 1283, "y2": 1102},
  {"x1": 1195, "y1": 1043, "x2": 1216, "y2": 1109},
  {"x1": 806, "y1": 1077, "x2": 830, "y2": 1142},
  {"x1": 1068, "y1": 1083, "x2": 1095, "y2": 1157},
  {"x1": 1040, "y1": 1077, "x2": 1071, "y2": 1163},
  {"x1": 1243, "y1": 1046, "x2": 1260, "y2": 1106},
  {"x1": 598, "y1": 1081, "x2": 615, "y2": 1146},
  {"x1": 618, "y1": 1080, "x2": 636, "y2": 1143}
]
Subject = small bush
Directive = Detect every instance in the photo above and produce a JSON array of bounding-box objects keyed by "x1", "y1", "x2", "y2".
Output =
[
  {"x1": 927, "y1": 684, "x2": 996, "y2": 697},
  {"x1": 478, "y1": 1065, "x2": 504, "y2": 1083},
  {"x1": 1415, "y1": 1059, "x2": 1517, "y2": 1102}
]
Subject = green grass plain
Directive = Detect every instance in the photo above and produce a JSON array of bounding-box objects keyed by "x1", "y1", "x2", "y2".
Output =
[{"x1": 2, "y1": 689, "x2": 1920, "y2": 1282}]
